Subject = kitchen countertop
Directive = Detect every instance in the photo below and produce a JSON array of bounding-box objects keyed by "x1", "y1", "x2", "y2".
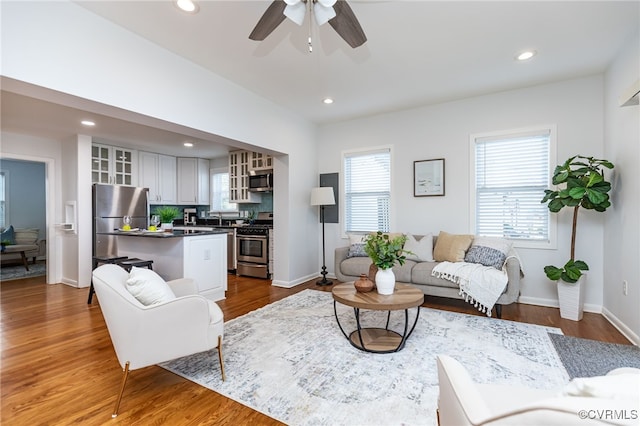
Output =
[{"x1": 99, "y1": 229, "x2": 228, "y2": 238}]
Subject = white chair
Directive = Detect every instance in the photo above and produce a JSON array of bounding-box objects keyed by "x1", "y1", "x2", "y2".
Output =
[
  {"x1": 436, "y1": 354, "x2": 639, "y2": 425},
  {"x1": 92, "y1": 264, "x2": 225, "y2": 417}
]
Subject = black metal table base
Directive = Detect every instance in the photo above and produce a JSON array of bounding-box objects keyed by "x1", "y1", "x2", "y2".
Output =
[{"x1": 333, "y1": 301, "x2": 420, "y2": 353}]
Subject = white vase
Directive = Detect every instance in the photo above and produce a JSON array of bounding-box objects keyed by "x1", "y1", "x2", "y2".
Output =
[
  {"x1": 557, "y1": 274, "x2": 586, "y2": 321},
  {"x1": 161, "y1": 222, "x2": 173, "y2": 231},
  {"x1": 375, "y1": 268, "x2": 396, "y2": 295}
]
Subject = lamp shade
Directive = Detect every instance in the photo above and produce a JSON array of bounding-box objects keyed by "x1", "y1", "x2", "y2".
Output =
[{"x1": 310, "y1": 187, "x2": 335, "y2": 206}]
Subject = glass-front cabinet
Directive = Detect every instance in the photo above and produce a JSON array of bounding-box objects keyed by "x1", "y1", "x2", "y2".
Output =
[
  {"x1": 229, "y1": 150, "x2": 261, "y2": 203},
  {"x1": 91, "y1": 143, "x2": 137, "y2": 186}
]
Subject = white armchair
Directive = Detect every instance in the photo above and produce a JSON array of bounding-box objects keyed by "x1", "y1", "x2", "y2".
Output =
[
  {"x1": 92, "y1": 264, "x2": 225, "y2": 418},
  {"x1": 436, "y1": 354, "x2": 639, "y2": 426}
]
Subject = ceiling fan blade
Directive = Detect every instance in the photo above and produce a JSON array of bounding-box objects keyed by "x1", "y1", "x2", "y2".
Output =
[
  {"x1": 328, "y1": 0, "x2": 367, "y2": 48},
  {"x1": 249, "y1": 0, "x2": 288, "y2": 41}
]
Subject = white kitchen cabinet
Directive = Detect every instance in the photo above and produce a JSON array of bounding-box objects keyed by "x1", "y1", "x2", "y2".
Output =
[
  {"x1": 177, "y1": 157, "x2": 210, "y2": 205},
  {"x1": 115, "y1": 232, "x2": 227, "y2": 301},
  {"x1": 139, "y1": 151, "x2": 177, "y2": 203},
  {"x1": 229, "y1": 150, "x2": 261, "y2": 203},
  {"x1": 249, "y1": 152, "x2": 273, "y2": 171},
  {"x1": 91, "y1": 143, "x2": 137, "y2": 186}
]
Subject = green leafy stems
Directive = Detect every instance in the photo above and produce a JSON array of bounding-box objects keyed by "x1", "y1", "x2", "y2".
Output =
[
  {"x1": 154, "y1": 206, "x2": 181, "y2": 223},
  {"x1": 363, "y1": 231, "x2": 411, "y2": 270},
  {"x1": 541, "y1": 155, "x2": 614, "y2": 283}
]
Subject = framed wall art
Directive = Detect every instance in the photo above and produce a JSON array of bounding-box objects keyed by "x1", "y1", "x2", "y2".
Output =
[{"x1": 414, "y1": 158, "x2": 445, "y2": 197}]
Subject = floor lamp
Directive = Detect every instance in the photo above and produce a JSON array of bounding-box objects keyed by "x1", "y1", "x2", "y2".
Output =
[{"x1": 310, "y1": 187, "x2": 335, "y2": 286}]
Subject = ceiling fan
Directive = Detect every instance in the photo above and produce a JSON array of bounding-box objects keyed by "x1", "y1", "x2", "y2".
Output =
[{"x1": 249, "y1": 0, "x2": 367, "y2": 50}]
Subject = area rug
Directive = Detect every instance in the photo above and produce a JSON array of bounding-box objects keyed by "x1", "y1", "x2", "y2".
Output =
[
  {"x1": 0, "y1": 262, "x2": 46, "y2": 281},
  {"x1": 160, "y1": 289, "x2": 569, "y2": 426},
  {"x1": 549, "y1": 333, "x2": 640, "y2": 379}
]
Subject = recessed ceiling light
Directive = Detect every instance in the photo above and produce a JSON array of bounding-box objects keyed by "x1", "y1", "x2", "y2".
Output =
[
  {"x1": 323, "y1": 98, "x2": 334, "y2": 104},
  {"x1": 516, "y1": 50, "x2": 537, "y2": 61},
  {"x1": 81, "y1": 120, "x2": 95, "y2": 126},
  {"x1": 183, "y1": 142, "x2": 194, "y2": 148},
  {"x1": 176, "y1": 0, "x2": 199, "y2": 13}
]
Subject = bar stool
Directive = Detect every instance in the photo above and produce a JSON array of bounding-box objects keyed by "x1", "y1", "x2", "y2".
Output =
[
  {"x1": 88, "y1": 255, "x2": 129, "y2": 304},
  {"x1": 116, "y1": 258, "x2": 154, "y2": 273}
]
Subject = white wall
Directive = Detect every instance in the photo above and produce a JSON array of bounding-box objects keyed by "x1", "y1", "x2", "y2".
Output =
[
  {"x1": 603, "y1": 31, "x2": 640, "y2": 343},
  {"x1": 318, "y1": 75, "x2": 608, "y2": 310},
  {"x1": 1, "y1": 1, "x2": 319, "y2": 286}
]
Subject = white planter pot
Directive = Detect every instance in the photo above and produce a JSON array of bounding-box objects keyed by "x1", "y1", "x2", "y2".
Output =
[
  {"x1": 161, "y1": 222, "x2": 173, "y2": 231},
  {"x1": 557, "y1": 274, "x2": 586, "y2": 321},
  {"x1": 375, "y1": 268, "x2": 396, "y2": 295}
]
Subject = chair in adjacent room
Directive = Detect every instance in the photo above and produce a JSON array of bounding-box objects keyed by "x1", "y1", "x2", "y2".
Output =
[{"x1": 92, "y1": 264, "x2": 225, "y2": 418}]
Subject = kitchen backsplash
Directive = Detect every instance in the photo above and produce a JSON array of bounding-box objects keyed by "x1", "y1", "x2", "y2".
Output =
[{"x1": 150, "y1": 192, "x2": 273, "y2": 219}]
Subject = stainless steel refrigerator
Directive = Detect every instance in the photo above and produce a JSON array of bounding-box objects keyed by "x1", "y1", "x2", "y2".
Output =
[{"x1": 93, "y1": 184, "x2": 149, "y2": 257}]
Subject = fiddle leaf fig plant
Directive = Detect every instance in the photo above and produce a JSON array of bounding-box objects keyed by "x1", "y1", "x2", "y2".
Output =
[{"x1": 541, "y1": 155, "x2": 614, "y2": 283}]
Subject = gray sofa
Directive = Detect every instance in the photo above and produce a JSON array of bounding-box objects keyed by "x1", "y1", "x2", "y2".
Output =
[{"x1": 334, "y1": 234, "x2": 521, "y2": 318}]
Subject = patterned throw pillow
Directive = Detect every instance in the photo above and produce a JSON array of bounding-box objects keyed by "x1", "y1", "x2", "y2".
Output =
[
  {"x1": 347, "y1": 234, "x2": 368, "y2": 258},
  {"x1": 347, "y1": 243, "x2": 368, "y2": 258},
  {"x1": 464, "y1": 236, "x2": 513, "y2": 269}
]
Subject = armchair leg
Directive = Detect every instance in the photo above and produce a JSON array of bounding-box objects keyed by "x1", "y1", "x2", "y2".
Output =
[
  {"x1": 217, "y1": 335, "x2": 226, "y2": 381},
  {"x1": 112, "y1": 361, "x2": 130, "y2": 418}
]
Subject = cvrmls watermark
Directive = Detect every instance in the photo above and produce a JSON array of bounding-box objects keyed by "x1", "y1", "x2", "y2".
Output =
[{"x1": 578, "y1": 409, "x2": 638, "y2": 421}]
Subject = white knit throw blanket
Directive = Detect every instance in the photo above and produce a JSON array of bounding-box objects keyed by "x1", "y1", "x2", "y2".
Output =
[{"x1": 431, "y1": 261, "x2": 508, "y2": 317}]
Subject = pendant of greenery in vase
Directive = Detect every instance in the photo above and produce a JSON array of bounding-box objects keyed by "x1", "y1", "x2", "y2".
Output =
[
  {"x1": 541, "y1": 155, "x2": 613, "y2": 321},
  {"x1": 363, "y1": 231, "x2": 411, "y2": 296}
]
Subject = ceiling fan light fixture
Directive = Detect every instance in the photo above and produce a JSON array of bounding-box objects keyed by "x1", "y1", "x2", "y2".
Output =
[
  {"x1": 175, "y1": 0, "x2": 199, "y2": 14},
  {"x1": 183, "y1": 142, "x2": 194, "y2": 148},
  {"x1": 284, "y1": 1, "x2": 306, "y2": 25},
  {"x1": 81, "y1": 120, "x2": 95, "y2": 127},
  {"x1": 323, "y1": 98, "x2": 334, "y2": 104},
  {"x1": 313, "y1": 2, "x2": 336, "y2": 26}
]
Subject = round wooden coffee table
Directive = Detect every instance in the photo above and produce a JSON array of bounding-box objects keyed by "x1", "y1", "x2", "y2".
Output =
[{"x1": 332, "y1": 282, "x2": 424, "y2": 353}]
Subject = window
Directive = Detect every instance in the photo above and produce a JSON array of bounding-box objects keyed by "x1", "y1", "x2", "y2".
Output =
[
  {"x1": 343, "y1": 147, "x2": 391, "y2": 233},
  {"x1": 470, "y1": 126, "x2": 556, "y2": 248},
  {"x1": 210, "y1": 169, "x2": 237, "y2": 212}
]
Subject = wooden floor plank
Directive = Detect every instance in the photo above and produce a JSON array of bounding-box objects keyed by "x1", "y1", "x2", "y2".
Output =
[{"x1": 1, "y1": 273, "x2": 631, "y2": 425}]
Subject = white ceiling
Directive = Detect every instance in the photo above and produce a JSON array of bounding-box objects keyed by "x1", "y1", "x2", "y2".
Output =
[{"x1": 2, "y1": 1, "x2": 638, "y2": 157}]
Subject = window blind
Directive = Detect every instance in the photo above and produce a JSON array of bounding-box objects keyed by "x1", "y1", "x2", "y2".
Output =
[
  {"x1": 474, "y1": 131, "x2": 550, "y2": 241},
  {"x1": 344, "y1": 149, "x2": 391, "y2": 232}
]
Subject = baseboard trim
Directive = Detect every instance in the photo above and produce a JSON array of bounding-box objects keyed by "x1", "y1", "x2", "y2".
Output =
[
  {"x1": 272, "y1": 273, "x2": 337, "y2": 289},
  {"x1": 517, "y1": 296, "x2": 602, "y2": 314},
  {"x1": 601, "y1": 307, "x2": 640, "y2": 346}
]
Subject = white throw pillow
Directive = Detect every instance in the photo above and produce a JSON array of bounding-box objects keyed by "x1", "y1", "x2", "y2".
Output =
[
  {"x1": 126, "y1": 267, "x2": 176, "y2": 306},
  {"x1": 404, "y1": 233, "x2": 434, "y2": 262}
]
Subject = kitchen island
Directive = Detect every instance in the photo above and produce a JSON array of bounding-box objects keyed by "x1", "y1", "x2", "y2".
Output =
[{"x1": 102, "y1": 229, "x2": 228, "y2": 301}]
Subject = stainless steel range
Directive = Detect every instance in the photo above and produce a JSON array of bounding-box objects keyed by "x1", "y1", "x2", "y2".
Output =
[{"x1": 236, "y1": 212, "x2": 273, "y2": 279}]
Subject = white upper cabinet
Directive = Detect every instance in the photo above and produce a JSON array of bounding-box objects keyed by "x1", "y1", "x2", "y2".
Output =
[
  {"x1": 91, "y1": 143, "x2": 137, "y2": 186},
  {"x1": 229, "y1": 150, "x2": 261, "y2": 203},
  {"x1": 249, "y1": 152, "x2": 273, "y2": 171},
  {"x1": 139, "y1": 151, "x2": 177, "y2": 203},
  {"x1": 177, "y1": 157, "x2": 210, "y2": 205}
]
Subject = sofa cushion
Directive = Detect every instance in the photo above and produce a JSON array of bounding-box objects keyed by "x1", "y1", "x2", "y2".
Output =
[
  {"x1": 404, "y1": 233, "x2": 434, "y2": 262},
  {"x1": 465, "y1": 236, "x2": 513, "y2": 269},
  {"x1": 391, "y1": 259, "x2": 417, "y2": 283},
  {"x1": 341, "y1": 256, "x2": 373, "y2": 277},
  {"x1": 433, "y1": 231, "x2": 474, "y2": 262},
  {"x1": 1, "y1": 226, "x2": 16, "y2": 245},
  {"x1": 126, "y1": 267, "x2": 176, "y2": 306},
  {"x1": 411, "y1": 262, "x2": 459, "y2": 288}
]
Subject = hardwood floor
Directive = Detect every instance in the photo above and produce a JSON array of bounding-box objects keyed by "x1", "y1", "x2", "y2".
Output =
[{"x1": 1, "y1": 274, "x2": 631, "y2": 425}]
